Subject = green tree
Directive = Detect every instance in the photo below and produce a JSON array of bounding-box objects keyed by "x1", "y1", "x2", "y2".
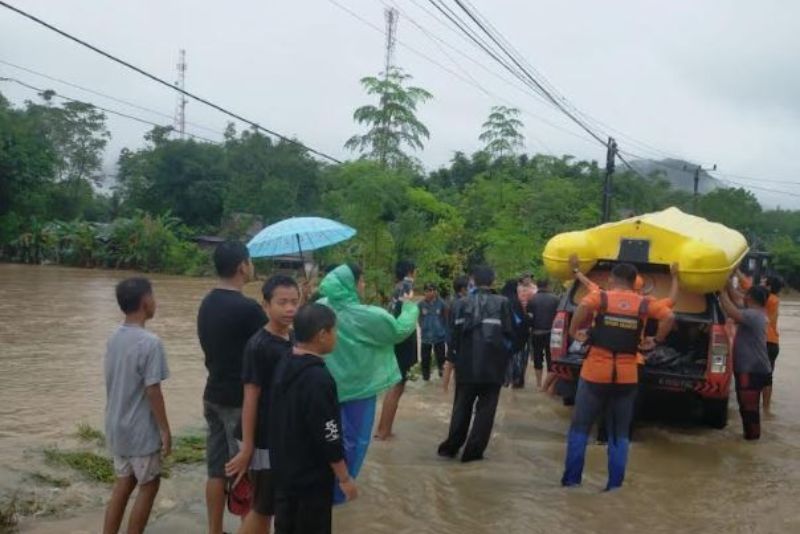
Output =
[
  {"x1": 0, "y1": 93, "x2": 57, "y2": 220},
  {"x1": 696, "y1": 187, "x2": 762, "y2": 238},
  {"x1": 117, "y1": 129, "x2": 228, "y2": 228},
  {"x1": 769, "y1": 236, "x2": 800, "y2": 289},
  {"x1": 320, "y1": 161, "x2": 409, "y2": 293},
  {"x1": 479, "y1": 105, "x2": 524, "y2": 157},
  {"x1": 25, "y1": 94, "x2": 111, "y2": 219},
  {"x1": 223, "y1": 129, "x2": 322, "y2": 222},
  {"x1": 345, "y1": 67, "x2": 432, "y2": 169}
]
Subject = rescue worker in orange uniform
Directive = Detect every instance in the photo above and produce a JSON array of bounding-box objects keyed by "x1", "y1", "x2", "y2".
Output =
[{"x1": 562, "y1": 263, "x2": 674, "y2": 490}]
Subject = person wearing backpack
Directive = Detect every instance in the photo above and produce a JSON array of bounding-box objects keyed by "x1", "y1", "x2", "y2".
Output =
[{"x1": 438, "y1": 266, "x2": 514, "y2": 463}]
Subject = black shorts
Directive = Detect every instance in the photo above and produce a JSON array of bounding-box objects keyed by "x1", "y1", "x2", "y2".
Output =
[
  {"x1": 275, "y1": 489, "x2": 333, "y2": 534},
  {"x1": 398, "y1": 360, "x2": 412, "y2": 382},
  {"x1": 767, "y1": 342, "x2": 779, "y2": 371},
  {"x1": 395, "y1": 336, "x2": 418, "y2": 383},
  {"x1": 736, "y1": 371, "x2": 772, "y2": 390},
  {"x1": 251, "y1": 469, "x2": 275, "y2": 517}
]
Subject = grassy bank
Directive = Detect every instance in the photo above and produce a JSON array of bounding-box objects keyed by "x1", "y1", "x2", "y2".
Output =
[{"x1": 0, "y1": 425, "x2": 206, "y2": 532}]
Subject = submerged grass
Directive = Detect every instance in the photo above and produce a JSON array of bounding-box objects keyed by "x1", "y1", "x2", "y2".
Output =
[
  {"x1": 43, "y1": 449, "x2": 114, "y2": 484},
  {"x1": 28, "y1": 472, "x2": 71, "y2": 488},
  {"x1": 0, "y1": 497, "x2": 17, "y2": 533},
  {"x1": 40, "y1": 431, "x2": 205, "y2": 484},
  {"x1": 168, "y1": 435, "x2": 205, "y2": 466},
  {"x1": 75, "y1": 423, "x2": 105, "y2": 446}
]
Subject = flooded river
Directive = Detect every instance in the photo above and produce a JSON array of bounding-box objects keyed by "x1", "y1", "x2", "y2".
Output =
[{"x1": 2, "y1": 264, "x2": 799, "y2": 533}]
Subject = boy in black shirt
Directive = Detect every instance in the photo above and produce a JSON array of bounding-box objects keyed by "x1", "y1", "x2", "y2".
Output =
[
  {"x1": 225, "y1": 275, "x2": 300, "y2": 533},
  {"x1": 270, "y1": 304, "x2": 358, "y2": 534}
]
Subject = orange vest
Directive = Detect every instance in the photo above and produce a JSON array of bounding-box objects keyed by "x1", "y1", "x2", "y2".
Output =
[
  {"x1": 581, "y1": 290, "x2": 648, "y2": 385},
  {"x1": 766, "y1": 294, "x2": 779, "y2": 344}
]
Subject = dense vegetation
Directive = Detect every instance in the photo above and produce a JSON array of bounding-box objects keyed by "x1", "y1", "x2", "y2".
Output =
[{"x1": 1, "y1": 73, "x2": 799, "y2": 291}]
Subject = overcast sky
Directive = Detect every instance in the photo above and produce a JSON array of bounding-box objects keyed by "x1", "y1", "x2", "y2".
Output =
[{"x1": 1, "y1": 0, "x2": 798, "y2": 208}]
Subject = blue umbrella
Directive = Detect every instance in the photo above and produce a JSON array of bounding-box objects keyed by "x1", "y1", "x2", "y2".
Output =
[{"x1": 247, "y1": 216, "x2": 356, "y2": 260}]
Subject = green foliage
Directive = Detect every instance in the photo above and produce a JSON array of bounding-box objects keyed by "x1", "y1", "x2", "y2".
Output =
[
  {"x1": 0, "y1": 96, "x2": 58, "y2": 218},
  {"x1": 41, "y1": 428, "x2": 205, "y2": 488},
  {"x1": 223, "y1": 130, "x2": 322, "y2": 222},
  {"x1": 697, "y1": 187, "x2": 762, "y2": 238},
  {"x1": 479, "y1": 106, "x2": 524, "y2": 157},
  {"x1": 2, "y1": 212, "x2": 210, "y2": 276},
  {"x1": 43, "y1": 449, "x2": 115, "y2": 484},
  {"x1": 320, "y1": 161, "x2": 405, "y2": 293},
  {"x1": 167, "y1": 435, "x2": 206, "y2": 466},
  {"x1": 345, "y1": 68, "x2": 433, "y2": 169},
  {"x1": 75, "y1": 423, "x2": 105, "y2": 446},
  {"x1": 2, "y1": 83, "x2": 800, "y2": 290},
  {"x1": 769, "y1": 236, "x2": 800, "y2": 289},
  {"x1": 27, "y1": 96, "x2": 110, "y2": 186},
  {"x1": 117, "y1": 134, "x2": 228, "y2": 228}
]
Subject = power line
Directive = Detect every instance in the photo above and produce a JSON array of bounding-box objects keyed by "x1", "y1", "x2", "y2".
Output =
[
  {"x1": 449, "y1": 0, "x2": 607, "y2": 146},
  {"x1": 456, "y1": 0, "x2": 563, "y2": 104},
  {"x1": 0, "y1": 58, "x2": 224, "y2": 136},
  {"x1": 0, "y1": 76, "x2": 219, "y2": 144},
  {"x1": 618, "y1": 149, "x2": 800, "y2": 197},
  {"x1": 712, "y1": 171, "x2": 800, "y2": 187},
  {"x1": 0, "y1": 0, "x2": 342, "y2": 163},
  {"x1": 442, "y1": 0, "x2": 756, "y2": 180},
  {"x1": 328, "y1": 0, "x2": 600, "y2": 151},
  {"x1": 716, "y1": 178, "x2": 800, "y2": 198},
  {"x1": 327, "y1": 0, "x2": 487, "y2": 88},
  {"x1": 616, "y1": 151, "x2": 652, "y2": 182},
  {"x1": 424, "y1": 0, "x2": 549, "y2": 103},
  {"x1": 378, "y1": 0, "x2": 554, "y2": 153},
  {"x1": 451, "y1": 1, "x2": 694, "y2": 163},
  {"x1": 402, "y1": 0, "x2": 531, "y2": 93}
]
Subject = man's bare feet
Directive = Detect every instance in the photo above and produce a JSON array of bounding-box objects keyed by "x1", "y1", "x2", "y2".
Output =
[{"x1": 373, "y1": 432, "x2": 396, "y2": 441}]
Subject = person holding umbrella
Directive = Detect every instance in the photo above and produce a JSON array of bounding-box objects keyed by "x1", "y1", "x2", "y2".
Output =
[{"x1": 316, "y1": 264, "x2": 419, "y2": 504}]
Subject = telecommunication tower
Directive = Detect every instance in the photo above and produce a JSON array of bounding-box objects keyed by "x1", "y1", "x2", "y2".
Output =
[
  {"x1": 384, "y1": 8, "x2": 398, "y2": 77},
  {"x1": 173, "y1": 49, "x2": 187, "y2": 138}
]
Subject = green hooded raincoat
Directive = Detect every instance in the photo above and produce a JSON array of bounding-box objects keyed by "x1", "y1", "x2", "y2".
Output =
[{"x1": 318, "y1": 265, "x2": 419, "y2": 402}]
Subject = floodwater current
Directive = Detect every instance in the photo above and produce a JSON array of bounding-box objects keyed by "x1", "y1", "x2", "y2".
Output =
[{"x1": 1, "y1": 264, "x2": 798, "y2": 533}]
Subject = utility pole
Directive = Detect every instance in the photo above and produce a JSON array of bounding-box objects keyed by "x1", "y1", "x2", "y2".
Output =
[
  {"x1": 173, "y1": 49, "x2": 187, "y2": 139},
  {"x1": 601, "y1": 136, "x2": 617, "y2": 223},
  {"x1": 686, "y1": 163, "x2": 717, "y2": 214}
]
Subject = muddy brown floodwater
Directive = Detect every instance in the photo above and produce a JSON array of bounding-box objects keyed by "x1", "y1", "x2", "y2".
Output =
[{"x1": 1, "y1": 264, "x2": 799, "y2": 533}]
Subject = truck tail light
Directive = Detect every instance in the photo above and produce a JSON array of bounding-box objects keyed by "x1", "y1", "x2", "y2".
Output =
[
  {"x1": 551, "y1": 311, "x2": 568, "y2": 359},
  {"x1": 710, "y1": 324, "x2": 729, "y2": 374}
]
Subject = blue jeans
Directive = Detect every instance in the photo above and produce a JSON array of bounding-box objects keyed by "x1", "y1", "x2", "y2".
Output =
[
  {"x1": 333, "y1": 396, "x2": 377, "y2": 504},
  {"x1": 562, "y1": 379, "x2": 637, "y2": 490}
]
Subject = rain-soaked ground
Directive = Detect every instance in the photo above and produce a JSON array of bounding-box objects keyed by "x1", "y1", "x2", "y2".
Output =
[{"x1": 1, "y1": 264, "x2": 798, "y2": 533}]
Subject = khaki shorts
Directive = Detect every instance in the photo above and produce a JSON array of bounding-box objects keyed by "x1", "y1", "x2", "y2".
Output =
[{"x1": 113, "y1": 452, "x2": 161, "y2": 485}]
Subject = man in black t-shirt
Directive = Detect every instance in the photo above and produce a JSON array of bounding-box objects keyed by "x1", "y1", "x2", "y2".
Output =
[
  {"x1": 197, "y1": 241, "x2": 267, "y2": 534},
  {"x1": 224, "y1": 274, "x2": 298, "y2": 532}
]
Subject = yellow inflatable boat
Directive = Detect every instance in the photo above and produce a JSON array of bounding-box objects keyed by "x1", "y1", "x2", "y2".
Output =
[{"x1": 542, "y1": 207, "x2": 749, "y2": 293}]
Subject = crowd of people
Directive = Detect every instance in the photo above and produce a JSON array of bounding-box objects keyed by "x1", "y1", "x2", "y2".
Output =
[{"x1": 99, "y1": 239, "x2": 784, "y2": 533}]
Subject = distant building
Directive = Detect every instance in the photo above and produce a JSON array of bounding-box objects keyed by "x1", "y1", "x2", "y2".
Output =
[{"x1": 193, "y1": 235, "x2": 226, "y2": 249}]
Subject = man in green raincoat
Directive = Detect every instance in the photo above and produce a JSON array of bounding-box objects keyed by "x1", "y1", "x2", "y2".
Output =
[{"x1": 317, "y1": 264, "x2": 419, "y2": 504}]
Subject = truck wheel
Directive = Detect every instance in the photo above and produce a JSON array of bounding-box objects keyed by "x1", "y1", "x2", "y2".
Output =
[{"x1": 702, "y1": 398, "x2": 729, "y2": 429}]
